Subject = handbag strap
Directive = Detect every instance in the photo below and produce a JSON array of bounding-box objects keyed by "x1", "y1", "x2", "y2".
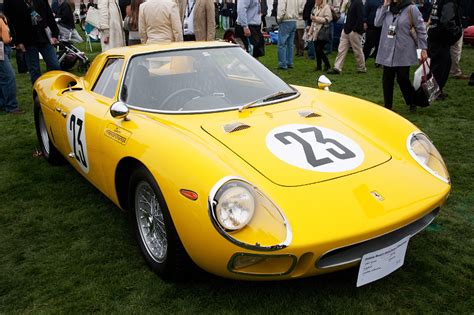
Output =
[
  {"x1": 422, "y1": 61, "x2": 429, "y2": 81},
  {"x1": 407, "y1": 5, "x2": 414, "y2": 29}
]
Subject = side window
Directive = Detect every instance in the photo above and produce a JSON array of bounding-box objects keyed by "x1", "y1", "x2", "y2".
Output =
[{"x1": 92, "y1": 58, "x2": 124, "y2": 99}]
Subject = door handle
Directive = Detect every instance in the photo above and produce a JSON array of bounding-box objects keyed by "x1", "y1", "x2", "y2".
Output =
[{"x1": 61, "y1": 112, "x2": 67, "y2": 118}]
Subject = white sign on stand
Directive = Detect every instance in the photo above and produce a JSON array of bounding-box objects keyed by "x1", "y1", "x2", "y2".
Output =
[{"x1": 356, "y1": 236, "x2": 410, "y2": 287}]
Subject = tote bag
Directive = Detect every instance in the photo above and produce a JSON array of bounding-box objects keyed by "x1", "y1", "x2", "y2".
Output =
[
  {"x1": 414, "y1": 62, "x2": 441, "y2": 107},
  {"x1": 85, "y1": 7, "x2": 100, "y2": 29}
]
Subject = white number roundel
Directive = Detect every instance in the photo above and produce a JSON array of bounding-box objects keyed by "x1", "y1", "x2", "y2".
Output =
[
  {"x1": 67, "y1": 107, "x2": 89, "y2": 174},
  {"x1": 266, "y1": 124, "x2": 364, "y2": 173}
]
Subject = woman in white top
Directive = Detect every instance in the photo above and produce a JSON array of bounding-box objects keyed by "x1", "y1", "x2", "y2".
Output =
[
  {"x1": 309, "y1": 0, "x2": 332, "y2": 70},
  {"x1": 139, "y1": 0, "x2": 183, "y2": 44},
  {"x1": 98, "y1": 0, "x2": 125, "y2": 50}
]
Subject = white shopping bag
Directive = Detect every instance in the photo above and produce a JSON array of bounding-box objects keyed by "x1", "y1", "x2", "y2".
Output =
[{"x1": 413, "y1": 58, "x2": 431, "y2": 90}]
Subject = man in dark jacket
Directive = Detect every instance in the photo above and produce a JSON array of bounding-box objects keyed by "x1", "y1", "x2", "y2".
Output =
[
  {"x1": 428, "y1": 0, "x2": 462, "y2": 98},
  {"x1": 328, "y1": 0, "x2": 366, "y2": 74},
  {"x1": 363, "y1": 0, "x2": 383, "y2": 63},
  {"x1": 4, "y1": 0, "x2": 60, "y2": 84}
]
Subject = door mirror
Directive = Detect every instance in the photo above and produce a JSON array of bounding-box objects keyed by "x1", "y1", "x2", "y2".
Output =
[
  {"x1": 110, "y1": 101, "x2": 129, "y2": 120},
  {"x1": 317, "y1": 75, "x2": 332, "y2": 91}
]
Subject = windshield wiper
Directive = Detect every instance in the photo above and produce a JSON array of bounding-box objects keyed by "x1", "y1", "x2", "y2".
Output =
[{"x1": 238, "y1": 90, "x2": 298, "y2": 112}]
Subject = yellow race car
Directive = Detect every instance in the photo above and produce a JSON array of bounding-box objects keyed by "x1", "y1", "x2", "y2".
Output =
[{"x1": 33, "y1": 42, "x2": 450, "y2": 285}]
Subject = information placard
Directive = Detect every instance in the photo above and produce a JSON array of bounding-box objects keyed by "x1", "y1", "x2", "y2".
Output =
[{"x1": 356, "y1": 236, "x2": 410, "y2": 287}]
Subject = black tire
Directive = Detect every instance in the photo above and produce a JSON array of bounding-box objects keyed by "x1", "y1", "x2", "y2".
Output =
[
  {"x1": 33, "y1": 97, "x2": 63, "y2": 165},
  {"x1": 129, "y1": 166, "x2": 190, "y2": 281}
]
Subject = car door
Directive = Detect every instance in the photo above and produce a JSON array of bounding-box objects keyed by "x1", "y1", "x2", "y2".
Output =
[{"x1": 57, "y1": 57, "x2": 125, "y2": 189}]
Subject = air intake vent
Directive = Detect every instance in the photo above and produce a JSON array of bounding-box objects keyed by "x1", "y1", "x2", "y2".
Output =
[
  {"x1": 298, "y1": 110, "x2": 321, "y2": 118},
  {"x1": 223, "y1": 122, "x2": 251, "y2": 133}
]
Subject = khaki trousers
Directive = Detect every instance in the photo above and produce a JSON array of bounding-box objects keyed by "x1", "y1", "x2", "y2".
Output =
[
  {"x1": 450, "y1": 31, "x2": 463, "y2": 76},
  {"x1": 334, "y1": 31, "x2": 366, "y2": 72}
]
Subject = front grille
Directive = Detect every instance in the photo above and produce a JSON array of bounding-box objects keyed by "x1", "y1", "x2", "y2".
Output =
[{"x1": 316, "y1": 208, "x2": 440, "y2": 269}]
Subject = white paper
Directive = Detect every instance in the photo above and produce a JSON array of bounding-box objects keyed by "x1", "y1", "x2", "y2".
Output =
[{"x1": 356, "y1": 236, "x2": 410, "y2": 287}]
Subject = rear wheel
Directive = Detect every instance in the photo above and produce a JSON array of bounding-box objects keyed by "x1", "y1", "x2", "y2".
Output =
[
  {"x1": 33, "y1": 97, "x2": 63, "y2": 165},
  {"x1": 129, "y1": 166, "x2": 189, "y2": 281}
]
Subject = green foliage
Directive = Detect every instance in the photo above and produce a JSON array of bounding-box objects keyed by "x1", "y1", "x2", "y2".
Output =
[{"x1": 0, "y1": 37, "x2": 473, "y2": 313}]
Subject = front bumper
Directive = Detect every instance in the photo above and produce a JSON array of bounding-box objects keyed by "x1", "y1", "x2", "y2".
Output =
[{"x1": 225, "y1": 207, "x2": 440, "y2": 278}]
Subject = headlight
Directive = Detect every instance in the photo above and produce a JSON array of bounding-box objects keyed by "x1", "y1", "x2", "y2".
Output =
[
  {"x1": 209, "y1": 177, "x2": 291, "y2": 251},
  {"x1": 215, "y1": 184, "x2": 255, "y2": 231},
  {"x1": 407, "y1": 132, "x2": 450, "y2": 183}
]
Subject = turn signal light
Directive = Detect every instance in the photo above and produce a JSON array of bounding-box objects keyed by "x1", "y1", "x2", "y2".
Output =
[{"x1": 180, "y1": 189, "x2": 198, "y2": 201}]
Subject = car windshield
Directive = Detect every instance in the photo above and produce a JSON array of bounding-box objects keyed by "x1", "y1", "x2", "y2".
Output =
[{"x1": 120, "y1": 46, "x2": 297, "y2": 113}]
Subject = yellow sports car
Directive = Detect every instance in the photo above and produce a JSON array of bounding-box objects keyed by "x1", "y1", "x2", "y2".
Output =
[{"x1": 33, "y1": 42, "x2": 450, "y2": 284}]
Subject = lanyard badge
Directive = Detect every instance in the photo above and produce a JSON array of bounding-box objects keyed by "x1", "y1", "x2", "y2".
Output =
[{"x1": 387, "y1": 24, "x2": 396, "y2": 38}]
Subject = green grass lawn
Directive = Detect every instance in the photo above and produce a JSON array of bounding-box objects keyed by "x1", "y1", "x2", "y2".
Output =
[{"x1": 0, "y1": 37, "x2": 473, "y2": 313}]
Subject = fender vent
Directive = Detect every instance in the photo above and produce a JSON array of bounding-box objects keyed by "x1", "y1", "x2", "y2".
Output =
[
  {"x1": 223, "y1": 122, "x2": 251, "y2": 133},
  {"x1": 299, "y1": 110, "x2": 321, "y2": 118}
]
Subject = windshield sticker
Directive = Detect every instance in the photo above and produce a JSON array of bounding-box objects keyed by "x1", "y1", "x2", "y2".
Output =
[
  {"x1": 266, "y1": 124, "x2": 364, "y2": 172},
  {"x1": 67, "y1": 107, "x2": 90, "y2": 174}
]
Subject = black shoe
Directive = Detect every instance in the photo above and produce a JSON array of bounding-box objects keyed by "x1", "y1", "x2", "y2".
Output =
[
  {"x1": 409, "y1": 105, "x2": 417, "y2": 112},
  {"x1": 436, "y1": 92, "x2": 448, "y2": 101},
  {"x1": 327, "y1": 68, "x2": 340, "y2": 74},
  {"x1": 7, "y1": 108, "x2": 25, "y2": 115},
  {"x1": 384, "y1": 104, "x2": 393, "y2": 110},
  {"x1": 324, "y1": 64, "x2": 331, "y2": 71},
  {"x1": 316, "y1": 65, "x2": 322, "y2": 71}
]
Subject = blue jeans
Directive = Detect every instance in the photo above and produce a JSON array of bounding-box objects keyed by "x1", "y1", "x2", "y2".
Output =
[
  {"x1": 305, "y1": 20, "x2": 315, "y2": 60},
  {"x1": 0, "y1": 46, "x2": 19, "y2": 112},
  {"x1": 278, "y1": 20, "x2": 296, "y2": 68},
  {"x1": 325, "y1": 22, "x2": 335, "y2": 55},
  {"x1": 25, "y1": 43, "x2": 60, "y2": 84}
]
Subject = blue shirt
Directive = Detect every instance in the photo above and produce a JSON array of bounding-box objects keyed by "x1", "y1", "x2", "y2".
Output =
[{"x1": 237, "y1": 0, "x2": 261, "y2": 27}]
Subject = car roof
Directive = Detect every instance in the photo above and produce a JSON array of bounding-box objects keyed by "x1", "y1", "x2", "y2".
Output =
[{"x1": 104, "y1": 41, "x2": 237, "y2": 57}]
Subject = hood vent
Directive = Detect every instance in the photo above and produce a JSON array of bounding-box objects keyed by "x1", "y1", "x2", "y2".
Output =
[
  {"x1": 223, "y1": 121, "x2": 251, "y2": 133},
  {"x1": 298, "y1": 110, "x2": 321, "y2": 118}
]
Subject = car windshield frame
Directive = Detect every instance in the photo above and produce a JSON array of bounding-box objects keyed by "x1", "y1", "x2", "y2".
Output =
[{"x1": 117, "y1": 45, "x2": 299, "y2": 114}]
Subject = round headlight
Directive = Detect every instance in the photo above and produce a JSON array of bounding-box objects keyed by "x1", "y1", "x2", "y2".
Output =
[
  {"x1": 407, "y1": 132, "x2": 450, "y2": 183},
  {"x1": 215, "y1": 184, "x2": 255, "y2": 231}
]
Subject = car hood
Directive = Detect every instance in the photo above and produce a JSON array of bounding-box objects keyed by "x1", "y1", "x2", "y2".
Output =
[{"x1": 201, "y1": 105, "x2": 391, "y2": 187}]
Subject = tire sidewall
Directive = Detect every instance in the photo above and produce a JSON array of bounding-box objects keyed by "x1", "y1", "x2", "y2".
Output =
[
  {"x1": 34, "y1": 98, "x2": 52, "y2": 160},
  {"x1": 129, "y1": 167, "x2": 179, "y2": 278}
]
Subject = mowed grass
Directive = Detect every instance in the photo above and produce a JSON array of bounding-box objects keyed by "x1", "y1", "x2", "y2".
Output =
[{"x1": 0, "y1": 34, "x2": 473, "y2": 313}]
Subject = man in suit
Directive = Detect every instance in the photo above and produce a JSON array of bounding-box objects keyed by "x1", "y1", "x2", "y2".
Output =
[{"x1": 182, "y1": 0, "x2": 216, "y2": 41}]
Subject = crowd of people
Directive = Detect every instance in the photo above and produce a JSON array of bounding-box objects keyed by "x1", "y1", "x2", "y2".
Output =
[{"x1": 0, "y1": 0, "x2": 472, "y2": 115}]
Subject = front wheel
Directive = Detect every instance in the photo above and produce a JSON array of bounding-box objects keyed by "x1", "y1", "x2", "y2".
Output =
[
  {"x1": 33, "y1": 97, "x2": 63, "y2": 165},
  {"x1": 129, "y1": 166, "x2": 190, "y2": 281}
]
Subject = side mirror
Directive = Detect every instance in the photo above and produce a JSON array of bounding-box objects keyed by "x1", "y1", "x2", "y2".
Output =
[
  {"x1": 110, "y1": 101, "x2": 130, "y2": 120},
  {"x1": 317, "y1": 75, "x2": 332, "y2": 91}
]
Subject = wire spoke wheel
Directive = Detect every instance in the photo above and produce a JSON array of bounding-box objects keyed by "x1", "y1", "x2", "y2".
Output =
[{"x1": 135, "y1": 181, "x2": 168, "y2": 263}]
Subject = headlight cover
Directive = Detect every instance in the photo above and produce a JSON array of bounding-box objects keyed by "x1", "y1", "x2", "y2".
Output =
[
  {"x1": 215, "y1": 184, "x2": 255, "y2": 231},
  {"x1": 209, "y1": 177, "x2": 292, "y2": 251},
  {"x1": 407, "y1": 132, "x2": 450, "y2": 183}
]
